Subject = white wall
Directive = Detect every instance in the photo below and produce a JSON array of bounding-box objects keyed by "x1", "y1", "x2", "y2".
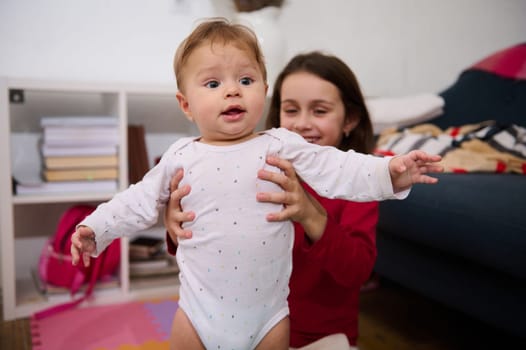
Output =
[
  {"x1": 1, "y1": 0, "x2": 525, "y2": 95},
  {"x1": 280, "y1": 0, "x2": 526, "y2": 95},
  {"x1": 0, "y1": 0, "x2": 525, "y2": 289},
  {"x1": 0, "y1": 0, "x2": 216, "y2": 84}
]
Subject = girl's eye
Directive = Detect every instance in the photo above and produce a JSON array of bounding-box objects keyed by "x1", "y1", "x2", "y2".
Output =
[
  {"x1": 240, "y1": 77, "x2": 253, "y2": 85},
  {"x1": 205, "y1": 80, "x2": 220, "y2": 88},
  {"x1": 314, "y1": 109, "x2": 328, "y2": 116},
  {"x1": 282, "y1": 108, "x2": 298, "y2": 115}
]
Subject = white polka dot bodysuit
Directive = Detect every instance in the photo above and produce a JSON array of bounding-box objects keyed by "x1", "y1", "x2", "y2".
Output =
[
  {"x1": 176, "y1": 138, "x2": 292, "y2": 349},
  {"x1": 81, "y1": 127, "x2": 400, "y2": 349}
]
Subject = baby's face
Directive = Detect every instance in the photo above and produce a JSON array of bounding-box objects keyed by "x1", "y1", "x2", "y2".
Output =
[{"x1": 177, "y1": 43, "x2": 267, "y2": 145}]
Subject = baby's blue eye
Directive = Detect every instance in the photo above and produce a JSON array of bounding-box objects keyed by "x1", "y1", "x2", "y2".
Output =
[
  {"x1": 206, "y1": 80, "x2": 220, "y2": 88},
  {"x1": 240, "y1": 77, "x2": 253, "y2": 86}
]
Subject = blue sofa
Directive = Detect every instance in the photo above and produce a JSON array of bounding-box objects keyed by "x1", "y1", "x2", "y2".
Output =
[{"x1": 374, "y1": 45, "x2": 526, "y2": 338}]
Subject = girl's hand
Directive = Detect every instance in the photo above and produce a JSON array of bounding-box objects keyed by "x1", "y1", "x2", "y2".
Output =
[
  {"x1": 70, "y1": 226, "x2": 96, "y2": 267},
  {"x1": 164, "y1": 169, "x2": 195, "y2": 243},
  {"x1": 257, "y1": 156, "x2": 327, "y2": 241},
  {"x1": 389, "y1": 150, "x2": 443, "y2": 193}
]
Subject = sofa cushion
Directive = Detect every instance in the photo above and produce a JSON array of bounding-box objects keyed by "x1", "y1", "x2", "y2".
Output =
[
  {"x1": 429, "y1": 42, "x2": 526, "y2": 129},
  {"x1": 430, "y1": 70, "x2": 526, "y2": 129},
  {"x1": 471, "y1": 42, "x2": 526, "y2": 80},
  {"x1": 377, "y1": 173, "x2": 526, "y2": 280}
]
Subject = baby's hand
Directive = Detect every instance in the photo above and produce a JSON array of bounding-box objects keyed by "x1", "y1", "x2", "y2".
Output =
[
  {"x1": 389, "y1": 150, "x2": 443, "y2": 193},
  {"x1": 70, "y1": 226, "x2": 97, "y2": 267}
]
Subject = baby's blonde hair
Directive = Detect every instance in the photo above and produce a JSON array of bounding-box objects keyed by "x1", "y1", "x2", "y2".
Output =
[{"x1": 174, "y1": 17, "x2": 267, "y2": 92}]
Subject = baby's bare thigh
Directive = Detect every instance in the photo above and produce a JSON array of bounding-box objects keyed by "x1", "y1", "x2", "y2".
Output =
[
  {"x1": 170, "y1": 308, "x2": 205, "y2": 350},
  {"x1": 255, "y1": 316, "x2": 290, "y2": 350}
]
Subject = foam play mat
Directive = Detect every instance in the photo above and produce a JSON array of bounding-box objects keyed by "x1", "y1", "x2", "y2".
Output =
[{"x1": 30, "y1": 298, "x2": 178, "y2": 350}]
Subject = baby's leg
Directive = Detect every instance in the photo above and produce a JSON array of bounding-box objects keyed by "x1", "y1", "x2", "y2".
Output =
[
  {"x1": 255, "y1": 316, "x2": 290, "y2": 350},
  {"x1": 170, "y1": 307, "x2": 205, "y2": 350}
]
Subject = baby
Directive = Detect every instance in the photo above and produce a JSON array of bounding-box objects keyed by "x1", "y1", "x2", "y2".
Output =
[{"x1": 71, "y1": 18, "x2": 442, "y2": 350}]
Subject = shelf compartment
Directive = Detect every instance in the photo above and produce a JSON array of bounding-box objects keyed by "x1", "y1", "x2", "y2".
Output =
[{"x1": 1, "y1": 78, "x2": 188, "y2": 321}]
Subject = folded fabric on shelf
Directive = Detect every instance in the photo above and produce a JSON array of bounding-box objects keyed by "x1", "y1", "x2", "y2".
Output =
[{"x1": 366, "y1": 93, "x2": 445, "y2": 134}]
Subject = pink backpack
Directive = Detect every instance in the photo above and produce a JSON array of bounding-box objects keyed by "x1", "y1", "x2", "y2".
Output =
[{"x1": 35, "y1": 204, "x2": 120, "y2": 319}]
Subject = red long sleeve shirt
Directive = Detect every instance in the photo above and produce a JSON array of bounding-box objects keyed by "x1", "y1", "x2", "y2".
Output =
[
  {"x1": 166, "y1": 183, "x2": 378, "y2": 347},
  {"x1": 288, "y1": 183, "x2": 378, "y2": 347}
]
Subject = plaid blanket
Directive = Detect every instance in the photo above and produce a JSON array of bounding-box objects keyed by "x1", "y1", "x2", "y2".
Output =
[{"x1": 375, "y1": 121, "x2": 526, "y2": 174}]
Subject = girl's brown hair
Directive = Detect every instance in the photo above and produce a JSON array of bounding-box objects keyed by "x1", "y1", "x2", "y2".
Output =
[
  {"x1": 266, "y1": 51, "x2": 375, "y2": 154},
  {"x1": 173, "y1": 17, "x2": 267, "y2": 92}
]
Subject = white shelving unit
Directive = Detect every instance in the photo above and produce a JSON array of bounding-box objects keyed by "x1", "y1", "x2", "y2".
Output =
[{"x1": 0, "y1": 77, "x2": 196, "y2": 320}]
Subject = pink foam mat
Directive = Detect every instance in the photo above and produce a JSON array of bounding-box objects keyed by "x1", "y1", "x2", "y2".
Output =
[{"x1": 31, "y1": 299, "x2": 178, "y2": 350}]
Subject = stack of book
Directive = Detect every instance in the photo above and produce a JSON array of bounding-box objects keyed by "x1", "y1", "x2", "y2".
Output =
[
  {"x1": 38, "y1": 116, "x2": 120, "y2": 191},
  {"x1": 129, "y1": 236, "x2": 179, "y2": 278}
]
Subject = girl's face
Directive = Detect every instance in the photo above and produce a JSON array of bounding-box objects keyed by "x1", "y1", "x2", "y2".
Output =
[
  {"x1": 279, "y1": 72, "x2": 356, "y2": 147},
  {"x1": 176, "y1": 43, "x2": 267, "y2": 145}
]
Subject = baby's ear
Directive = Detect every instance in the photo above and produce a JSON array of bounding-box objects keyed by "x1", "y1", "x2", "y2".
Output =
[{"x1": 176, "y1": 91, "x2": 193, "y2": 122}]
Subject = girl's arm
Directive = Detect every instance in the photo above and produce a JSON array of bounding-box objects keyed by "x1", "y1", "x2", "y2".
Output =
[
  {"x1": 294, "y1": 188, "x2": 378, "y2": 287},
  {"x1": 257, "y1": 156, "x2": 377, "y2": 287}
]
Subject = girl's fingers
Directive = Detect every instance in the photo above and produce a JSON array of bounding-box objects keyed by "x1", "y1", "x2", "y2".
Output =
[
  {"x1": 165, "y1": 170, "x2": 194, "y2": 239},
  {"x1": 257, "y1": 168, "x2": 287, "y2": 187},
  {"x1": 266, "y1": 207, "x2": 293, "y2": 222},
  {"x1": 168, "y1": 185, "x2": 190, "y2": 211},
  {"x1": 256, "y1": 191, "x2": 289, "y2": 205},
  {"x1": 169, "y1": 169, "x2": 184, "y2": 193},
  {"x1": 266, "y1": 156, "x2": 298, "y2": 182}
]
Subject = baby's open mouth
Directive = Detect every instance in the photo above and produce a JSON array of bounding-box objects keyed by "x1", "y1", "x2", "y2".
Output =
[
  {"x1": 223, "y1": 107, "x2": 244, "y2": 115},
  {"x1": 221, "y1": 106, "x2": 246, "y2": 122}
]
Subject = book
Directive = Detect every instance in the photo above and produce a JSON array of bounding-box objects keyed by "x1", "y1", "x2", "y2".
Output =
[
  {"x1": 43, "y1": 127, "x2": 119, "y2": 146},
  {"x1": 40, "y1": 117, "x2": 119, "y2": 147},
  {"x1": 43, "y1": 125, "x2": 119, "y2": 136},
  {"x1": 128, "y1": 125, "x2": 150, "y2": 185},
  {"x1": 41, "y1": 144, "x2": 118, "y2": 157},
  {"x1": 130, "y1": 256, "x2": 170, "y2": 272},
  {"x1": 15, "y1": 179, "x2": 118, "y2": 195},
  {"x1": 130, "y1": 273, "x2": 179, "y2": 288},
  {"x1": 129, "y1": 236, "x2": 164, "y2": 259},
  {"x1": 40, "y1": 116, "x2": 119, "y2": 127},
  {"x1": 44, "y1": 155, "x2": 119, "y2": 169},
  {"x1": 129, "y1": 256, "x2": 179, "y2": 278},
  {"x1": 42, "y1": 137, "x2": 119, "y2": 147},
  {"x1": 43, "y1": 167, "x2": 118, "y2": 182}
]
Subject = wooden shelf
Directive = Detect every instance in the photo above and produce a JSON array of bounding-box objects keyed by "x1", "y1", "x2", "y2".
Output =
[{"x1": 1, "y1": 77, "x2": 190, "y2": 320}]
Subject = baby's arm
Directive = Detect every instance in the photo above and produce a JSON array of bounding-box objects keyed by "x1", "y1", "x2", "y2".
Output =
[
  {"x1": 78, "y1": 142, "x2": 188, "y2": 256},
  {"x1": 269, "y1": 128, "x2": 442, "y2": 201},
  {"x1": 388, "y1": 150, "x2": 443, "y2": 193}
]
